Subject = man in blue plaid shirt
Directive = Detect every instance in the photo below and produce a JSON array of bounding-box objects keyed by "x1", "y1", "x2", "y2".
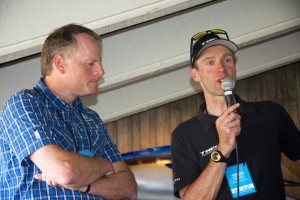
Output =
[{"x1": 0, "y1": 24, "x2": 137, "y2": 200}]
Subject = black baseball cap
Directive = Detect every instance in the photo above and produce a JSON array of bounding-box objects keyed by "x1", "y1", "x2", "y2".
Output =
[{"x1": 190, "y1": 30, "x2": 238, "y2": 67}]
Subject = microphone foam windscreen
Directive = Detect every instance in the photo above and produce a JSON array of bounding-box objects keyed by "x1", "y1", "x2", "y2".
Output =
[{"x1": 221, "y1": 77, "x2": 235, "y2": 91}]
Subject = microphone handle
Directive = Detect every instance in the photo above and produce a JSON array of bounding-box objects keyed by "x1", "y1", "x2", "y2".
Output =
[{"x1": 224, "y1": 90, "x2": 234, "y2": 107}]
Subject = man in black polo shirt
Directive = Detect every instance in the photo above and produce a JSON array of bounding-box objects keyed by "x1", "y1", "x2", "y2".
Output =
[{"x1": 171, "y1": 29, "x2": 300, "y2": 199}]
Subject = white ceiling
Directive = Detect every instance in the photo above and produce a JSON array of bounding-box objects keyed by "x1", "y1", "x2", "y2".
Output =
[{"x1": 1, "y1": 0, "x2": 300, "y2": 122}]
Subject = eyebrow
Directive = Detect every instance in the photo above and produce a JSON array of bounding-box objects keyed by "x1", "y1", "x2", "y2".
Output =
[
  {"x1": 201, "y1": 56, "x2": 215, "y2": 61},
  {"x1": 202, "y1": 53, "x2": 234, "y2": 60},
  {"x1": 223, "y1": 53, "x2": 234, "y2": 58}
]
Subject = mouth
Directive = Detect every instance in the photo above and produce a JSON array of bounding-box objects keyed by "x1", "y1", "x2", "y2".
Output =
[
  {"x1": 90, "y1": 78, "x2": 99, "y2": 83},
  {"x1": 217, "y1": 77, "x2": 226, "y2": 85},
  {"x1": 218, "y1": 76, "x2": 227, "y2": 81},
  {"x1": 89, "y1": 80, "x2": 99, "y2": 88}
]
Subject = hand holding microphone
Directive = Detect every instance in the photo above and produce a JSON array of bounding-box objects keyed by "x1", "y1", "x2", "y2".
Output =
[{"x1": 215, "y1": 77, "x2": 241, "y2": 153}]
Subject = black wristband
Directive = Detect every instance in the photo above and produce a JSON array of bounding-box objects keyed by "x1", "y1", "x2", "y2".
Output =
[{"x1": 85, "y1": 184, "x2": 91, "y2": 193}]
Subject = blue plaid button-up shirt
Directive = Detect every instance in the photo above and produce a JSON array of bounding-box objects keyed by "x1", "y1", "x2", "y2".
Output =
[{"x1": 0, "y1": 78, "x2": 122, "y2": 199}]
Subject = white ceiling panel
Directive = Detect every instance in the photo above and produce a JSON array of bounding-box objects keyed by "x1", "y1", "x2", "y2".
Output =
[
  {"x1": 0, "y1": 0, "x2": 212, "y2": 63},
  {"x1": 1, "y1": 0, "x2": 300, "y2": 122}
]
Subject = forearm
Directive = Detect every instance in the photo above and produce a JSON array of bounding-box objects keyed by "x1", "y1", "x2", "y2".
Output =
[
  {"x1": 61, "y1": 155, "x2": 114, "y2": 187},
  {"x1": 88, "y1": 164, "x2": 137, "y2": 200},
  {"x1": 31, "y1": 145, "x2": 114, "y2": 187},
  {"x1": 181, "y1": 161, "x2": 226, "y2": 200}
]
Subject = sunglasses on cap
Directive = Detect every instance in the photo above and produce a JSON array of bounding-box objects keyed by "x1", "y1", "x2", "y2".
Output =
[{"x1": 190, "y1": 29, "x2": 235, "y2": 68}]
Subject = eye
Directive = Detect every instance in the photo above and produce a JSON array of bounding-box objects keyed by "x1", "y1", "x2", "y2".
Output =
[
  {"x1": 86, "y1": 61, "x2": 96, "y2": 68},
  {"x1": 224, "y1": 59, "x2": 231, "y2": 63},
  {"x1": 223, "y1": 56, "x2": 234, "y2": 64},
  {"x1": 206, "y1": 60, "x2": 215, "y2": 66}
]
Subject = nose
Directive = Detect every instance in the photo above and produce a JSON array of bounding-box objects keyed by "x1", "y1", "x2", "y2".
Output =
[
  {"x1": 96, "y1": 63, "x2": 105, "y2": 76},
  {"x1": 216, "y1": 61, "x2": 225, "y2": 72}
]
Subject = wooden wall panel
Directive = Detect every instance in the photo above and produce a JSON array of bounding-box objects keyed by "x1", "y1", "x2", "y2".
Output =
[{"x1": 105, "y1": 62, "x2": 300, "y2": 198}]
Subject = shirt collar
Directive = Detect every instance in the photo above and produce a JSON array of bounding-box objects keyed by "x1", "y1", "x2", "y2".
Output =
[
  {"x1": 34, "y1": 78, "x2": 83, "y2": 111},
  {"x1": 196, "y1": 95, "x2": 257, "y2": 131}
]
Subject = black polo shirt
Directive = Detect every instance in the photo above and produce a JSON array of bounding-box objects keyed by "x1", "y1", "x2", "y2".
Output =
[{"x1": 171, "y1": 96, "x2": 300, "y2": 199}]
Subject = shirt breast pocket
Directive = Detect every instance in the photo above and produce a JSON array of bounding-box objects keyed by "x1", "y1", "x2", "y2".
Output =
[
  {"x1": 51, "y1": 126, "x2": 76, "y2": 151},
  {"x1": 88, "y1": 124, "x2": 106, "y2": 157}
]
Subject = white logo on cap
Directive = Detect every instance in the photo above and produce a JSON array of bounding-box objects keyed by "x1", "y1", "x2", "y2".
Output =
[{"x1": 202, "y1": 38, "x2": 217, "y2": 46}]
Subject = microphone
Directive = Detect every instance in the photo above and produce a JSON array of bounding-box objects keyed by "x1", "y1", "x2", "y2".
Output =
[
  {"x1": 221, "y1": 77, "x2": 235, "y2": 107},
  {"x1": 221, "y1": 77, "x2": 240, "y2": 196}
]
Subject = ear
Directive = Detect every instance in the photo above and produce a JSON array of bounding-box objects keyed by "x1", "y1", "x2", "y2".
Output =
[
  {"x1": 190, "y1": 67, "x2": 201, "y2": 82},
  {"x1": 53, "y1": 54, "x2": 66, "y2": 74}
]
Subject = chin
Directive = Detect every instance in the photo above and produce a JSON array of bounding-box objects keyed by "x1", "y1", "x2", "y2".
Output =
[
  {"x1": 81, "y1": 90, "x2": 97, "y2": 97},
  {"x1": 90, "y1": 88, "x2": 98, "y2": 94}
]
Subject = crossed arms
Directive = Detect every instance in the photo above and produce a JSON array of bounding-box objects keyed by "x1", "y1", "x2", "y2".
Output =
[{"x1": 30, "y1": 144, "x2": 137, "y2": 200}]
